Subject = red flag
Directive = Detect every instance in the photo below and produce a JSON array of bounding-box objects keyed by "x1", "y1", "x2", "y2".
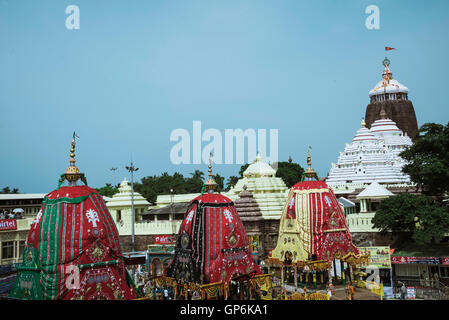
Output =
[{"x1": 385, "y1": 47, "x2": 396, "y2": 51}]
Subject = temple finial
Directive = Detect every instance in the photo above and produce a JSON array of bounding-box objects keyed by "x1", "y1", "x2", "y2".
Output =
[
  {"x1": 382, "y1": 57, "x2": 393, "y2": 82},
  {"x1": 361, "y1": 118, "x2": 366, "y2": 127}
]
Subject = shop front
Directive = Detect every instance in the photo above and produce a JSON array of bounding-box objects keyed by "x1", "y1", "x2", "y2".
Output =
[{"x1": 358, "y1": 246, "x2": 393, "y2": 298}]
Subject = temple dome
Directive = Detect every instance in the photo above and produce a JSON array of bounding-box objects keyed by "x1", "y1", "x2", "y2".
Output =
[
  {"x1": 243, "y1": 153, "x2": 276, "y2": 178},
  {"x1": 326, "y1": 113, "x2": 412, "y2": 188},
  {"x1": 369, "y1": 58, "x2": 408, "y2": 97},
  {"x1": 106, "y1": 178, "x2": 150, "y2": 208},
  {"x1": 369, "y1": 79, "x2": 408, "y2": 97},
  {"x1": 370, "y1": 118, "x2": 402, "y2": 137},
  {"x1": 352, "y1": 121, "x2": 376, "y2": 143}
]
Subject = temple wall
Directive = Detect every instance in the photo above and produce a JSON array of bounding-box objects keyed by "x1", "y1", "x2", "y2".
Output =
[
  {"x1": 120, "y1": 235, "x2": 156, "y2": 252},
  {"x1": 351, "y1": 232, "x2": 401, "y2": 247},
  {"x1": 365, "y1": 100, "x2": 418, "y2": 140}
]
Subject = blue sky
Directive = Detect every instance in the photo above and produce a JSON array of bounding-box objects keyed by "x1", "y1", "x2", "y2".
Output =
[{"x1": 1, "y1": 0, "x2": 448, "y2": 193}]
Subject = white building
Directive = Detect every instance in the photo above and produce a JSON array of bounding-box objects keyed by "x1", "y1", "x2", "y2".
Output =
[{"x1": 326, "y1": 112, "x2": 413, "y2": 195}]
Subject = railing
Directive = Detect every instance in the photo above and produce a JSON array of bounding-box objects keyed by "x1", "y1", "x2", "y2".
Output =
[
  {"x1": 0, "y1": 264, "x2": 17, "y2": 276},
  {"x1": 393, "y1": 279, "x2": 449, "y2": 300},
  {"x1": 118, "y1": 220, "x2": 182, "y2": 236},
  {"x1": 345, "y1": 212, "x2": 379, "y2": 233}
]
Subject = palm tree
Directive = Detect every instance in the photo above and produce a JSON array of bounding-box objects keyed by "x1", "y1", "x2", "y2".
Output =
[
  {"x1": 190, "y1": 170, "x2": 205, "y2": 181},
  {"x1": 1, "y1": 187, "x2": 11, "y2": 194}
]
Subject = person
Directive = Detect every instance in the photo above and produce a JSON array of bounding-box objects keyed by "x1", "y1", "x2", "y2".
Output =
[
  {"x1": 434, "y1": 272, "x2": 439, "y2": 288},
  {"x1": 326, "y1": 284, "x2": 332, "y2": 300},
  {"x1": 347, "y1": 282, "x2": 355, "y2": 300},
  {"x1": 400, "y1": 282, "x2": 407, "y2": 300},
  {"x1": 423, "y1": 271, "x2": 429, "y2": 287},
  {"x1": 329, "y1": 282, "x2": 335, "y2": 296},
  {"x1": 421, "y1": 271, "x2": 427, "y2": 286}
]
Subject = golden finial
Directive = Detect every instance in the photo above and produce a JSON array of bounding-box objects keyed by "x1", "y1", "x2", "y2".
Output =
[
  {"x1": 361, "y1": 119, "x2": 366, "y2": 127},
  {"x1": 304, "y1": 146, "x2": 318, "y2": 180},
  {"x1": 204, "y1": 152, "x2": 217, "y2": 192},
  {"x1": 62, "y1": 132, "x2": 84, "y2": 186},
  {"x1": 307, "y1": 146, "x2": 312, "y2": 167}
]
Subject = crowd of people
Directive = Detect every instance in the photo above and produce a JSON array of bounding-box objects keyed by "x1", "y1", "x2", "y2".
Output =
[{"x1": 0, "y1": 210, "x2": 23, "y2": 220}]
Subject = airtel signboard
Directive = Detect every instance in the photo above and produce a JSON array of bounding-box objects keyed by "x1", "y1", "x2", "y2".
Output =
[{"x1": 0, "y1": 219, "x2": 17, "y2": 231}]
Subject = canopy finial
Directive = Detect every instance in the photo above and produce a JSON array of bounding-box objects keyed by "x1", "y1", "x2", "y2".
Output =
[
  {"x1": 58, "y1": 132, "x2": 86, "y2": 187},
  {"x1": 304, "y1": 146, "x2": 318, "y2": 180},
  {"x1": 204, "y1": 152, "x2": 217, "y2": 192}
]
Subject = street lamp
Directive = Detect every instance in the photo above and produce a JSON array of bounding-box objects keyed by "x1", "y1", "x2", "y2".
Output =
[{"x1": 125, "y1": 161, "x2": 139, "y2": 253}]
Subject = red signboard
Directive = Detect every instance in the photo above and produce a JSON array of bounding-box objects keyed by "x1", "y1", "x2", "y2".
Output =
[
  {"x1": 442, "y1": 258, "x2": 449, "y2": 265},
  {"x1": 391, "y1": 256, "x2": 442, "y2": 264},
  {"x1": 154, "y1": 235, "x2": 173, "y2": 245},
  {"x1": 0, "y1": 219, "x2": 17, "y2": 231}
]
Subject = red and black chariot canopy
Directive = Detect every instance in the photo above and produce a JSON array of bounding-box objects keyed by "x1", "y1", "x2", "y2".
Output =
[{"x1": 167, "y1": 160, "x2": 261, "y2": 284}]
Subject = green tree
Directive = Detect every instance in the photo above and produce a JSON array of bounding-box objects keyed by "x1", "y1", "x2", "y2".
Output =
[
  {"x1": 1, "y1": 187, "x2": 11, "y2": 194},
  {"x1": 185, "y1": 170, "x2": 205, "y2": 193},
  {"x1": 238, "y1": 164, "x2": 249, "y2": 178},
  {"x1": 275, "y1": 161, "x2": 305, "y2": 188},
  {"x1": 214, "y1": 174, "x2": 225, "y2": 191},
  {"x1": 225, "y1": 176, "x2": 239, "y2": 191},
  {"x1": 0, "y1": 187, "x2": 19, "y2": 194},
  {"x1": 133, "y1": 171, "x2": 207, "y2": 204},
  {"x1": 372, "y1": 193, "x2": 449, "y2": 244},
  {"x1": 400, "y1": 122, "x2": 449, "y2": 196},
  {"x1": 96, "y1": 183, "x2": 119, "y2": 198}
]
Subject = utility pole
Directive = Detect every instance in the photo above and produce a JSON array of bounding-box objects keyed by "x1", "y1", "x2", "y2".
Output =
[{"x1": 125, "y1": 161, "x2": 139, "y2": 253}]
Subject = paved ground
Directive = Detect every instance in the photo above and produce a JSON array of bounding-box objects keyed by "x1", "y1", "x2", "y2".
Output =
[{"x1": 331, "y1": 286, "x2": 380, "y2": 300}]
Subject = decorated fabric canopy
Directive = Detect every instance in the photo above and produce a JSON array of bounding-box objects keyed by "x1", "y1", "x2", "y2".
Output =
[
  {"x1": 9, "y1": 133, "x2": 135, "y2": 300},
  {"x1": 270, "y1": 149, "x2": 364, "y2": 267},
  {"x1": 167, "y1": 158, "x2": 261, "y2": 284}
]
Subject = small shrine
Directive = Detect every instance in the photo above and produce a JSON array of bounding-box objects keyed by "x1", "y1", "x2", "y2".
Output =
[{"x1": 234, "y1": 185, "x2": 265, "y2": 262}]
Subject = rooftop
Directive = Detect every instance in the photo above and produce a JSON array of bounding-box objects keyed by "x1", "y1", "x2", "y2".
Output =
[{"x1": 357, "y1": 181, "x2": 394, "y2": 199}]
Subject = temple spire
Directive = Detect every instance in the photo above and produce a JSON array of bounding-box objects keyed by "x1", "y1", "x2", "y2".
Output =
[
  {"x1": 380, "y1": 106, "x2": 387, "y2": 119},
  {"x1": 361, "y1": 118, "x2": 366, "y2": 128}
]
